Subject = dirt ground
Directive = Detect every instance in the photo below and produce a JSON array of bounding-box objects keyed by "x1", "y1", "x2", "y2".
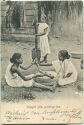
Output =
[{"x1": 1, "y1": 36, "x2": 83, "y2": 102}]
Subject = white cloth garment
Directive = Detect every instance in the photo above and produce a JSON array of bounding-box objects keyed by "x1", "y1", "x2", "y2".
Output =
[
  {"x1": 38, "y1": 23, "x2": 50, "y2": 57},
  {"x1": 52, "y1": 59, "x2": 78, "y2": 85},
  {"x1": 45, "y1": 59, "x2": 78, "y2": 86},
  {"x1": 5, "y1": 63, "x2": 34, "y2": 87}
]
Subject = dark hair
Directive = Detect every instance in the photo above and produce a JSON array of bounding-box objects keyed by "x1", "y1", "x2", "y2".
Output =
[
  {"x1": 10, "y1": 53, "x2": 21, "y2": 63},
  {"x1": 58, "y1": 50, "x2": 70, "y2": 59}
]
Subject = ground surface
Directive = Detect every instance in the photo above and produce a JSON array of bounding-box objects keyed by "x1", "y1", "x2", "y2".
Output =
[{"x1": 1, "y1": 36, "x2": 83, "y2": 102}]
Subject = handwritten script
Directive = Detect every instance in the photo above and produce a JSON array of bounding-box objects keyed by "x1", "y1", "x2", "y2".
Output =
[{"x1": 4, "y1": 105, "x2": 82, "y2": 123}]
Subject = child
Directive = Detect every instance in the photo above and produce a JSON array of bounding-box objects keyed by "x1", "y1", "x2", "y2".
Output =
[
  {"x1": 36, "y1": 17, "x2": 50, "y2": 63},
  {"x1": 5, "y1": 53, "x2": 55, "y2": 91},
  {"x1": 39, "y1": 50, "x2": 78, "y2": 86}
]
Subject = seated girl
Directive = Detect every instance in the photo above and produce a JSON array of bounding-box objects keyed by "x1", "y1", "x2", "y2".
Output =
[
  {"x1": 38, "y1": 50, "x2": 78, "y2": 86},
  {"x1": 5, "y1": 53, "x2": 55, "y2": 91}
]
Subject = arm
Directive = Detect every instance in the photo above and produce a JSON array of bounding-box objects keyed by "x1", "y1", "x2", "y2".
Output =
[
  {"x1": 12, "y1": 67, "x2": 34, "y2": 81},
  {"x1": 62, "y1": 62, "x2": 77, "y2": 79},
  {"x1": 39, "y1": 62, "x2": 52, "y2": 66},
  {"x1": 63, "y1": 73, "x2": 73, "y2": 78},
  {"x1": 35, "y1": 27, "x2": 48, "y2": 36},
  {"x1": 33, "y1": 73, "x2": 44, "y2": 78},
  {"x1": 20, "y1": 64, "x2": 33, "y2": 70},
  {"x1": 35, "y1": 32, "x2": 46, "y2": 36}
]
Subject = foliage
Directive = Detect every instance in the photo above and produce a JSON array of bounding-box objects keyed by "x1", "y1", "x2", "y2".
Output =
[
  {"x1": 38, "y1": 1, "x2": 83, "y2": 21},
  {"x1": 5, "y1": 1, "x2": 23, "y2": 29}
]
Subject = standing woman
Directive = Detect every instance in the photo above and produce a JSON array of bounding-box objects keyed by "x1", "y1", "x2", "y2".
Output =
[{"x1": 36, "y1": 17, "x2": 51, "y2": 63}]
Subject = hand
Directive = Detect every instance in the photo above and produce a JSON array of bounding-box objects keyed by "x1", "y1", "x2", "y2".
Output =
[
  {"x1": 64, "y1": 73, "x2": 72, "y2": 78},
  {"x1": 49, "y1": 75, "x2": 54, "y2": 79},
  {"x1": 44, "y1": 72, "x2": 54, "y2": 79}
]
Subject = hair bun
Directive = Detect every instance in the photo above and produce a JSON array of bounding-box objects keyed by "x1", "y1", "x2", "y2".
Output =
[
  {"x1": 10, "y1": 53, "x2": 21, "y2": 63},
  {"x1": 10, "y1": 57, "x2": 13, "y2": 63},
  {"x1": 67, "y1": 54, "x2": 70, "y2": 59}
]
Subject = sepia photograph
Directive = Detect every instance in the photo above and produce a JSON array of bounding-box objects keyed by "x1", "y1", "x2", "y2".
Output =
[{"x1": 0, "y1": 0, "x2": 84, "y2": 124}]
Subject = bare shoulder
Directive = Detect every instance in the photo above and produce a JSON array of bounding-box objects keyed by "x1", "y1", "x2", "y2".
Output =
[{"x1": 11, "y1": 65, "x2": 18, "y2": 73}]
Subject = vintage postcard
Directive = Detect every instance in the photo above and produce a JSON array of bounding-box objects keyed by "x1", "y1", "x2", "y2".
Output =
[{"x1": 0, "y1": 0, "x2": 84, "y2": 124}]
